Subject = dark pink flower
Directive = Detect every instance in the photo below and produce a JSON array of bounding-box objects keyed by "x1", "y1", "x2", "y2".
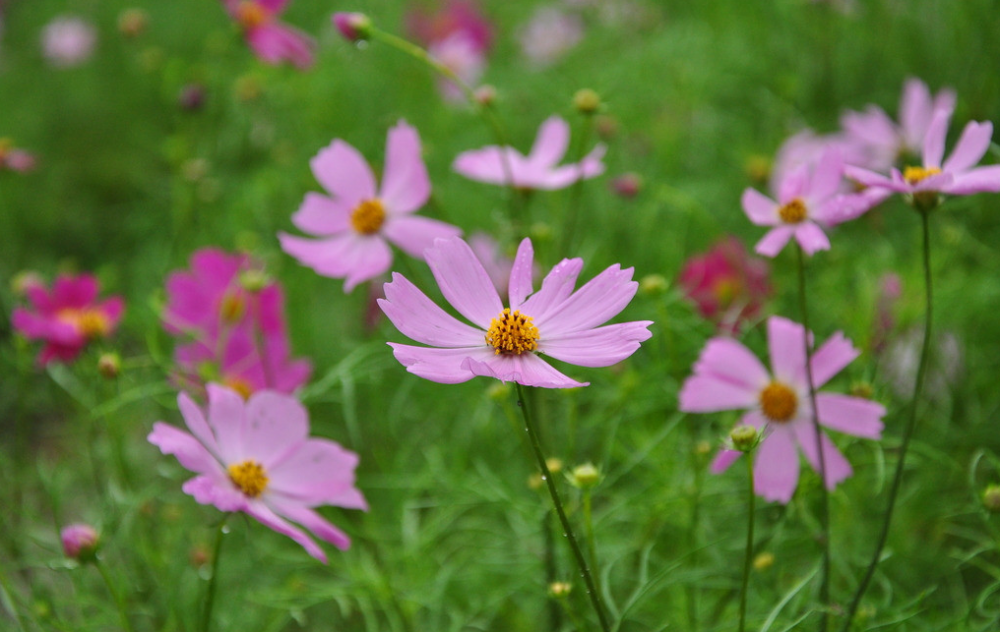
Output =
[
  {"x1": 222, "y1": 0, "x2": 315, "y2": 69},
  {"x1": 148, "y1": 385, "x2": 367, "y2": 562},
  {"x1": 678, "y1": 237, "x2": 771, "y2": 333},
  {"x1": 332, "y1": 12, "x2": 371, "y2": 43},
  {"x1": 61, "y1": 523, "x2": 100, "y2": 560},
  {"x1": 12, "y1": 274, "x2": 124, "y2": 365}
]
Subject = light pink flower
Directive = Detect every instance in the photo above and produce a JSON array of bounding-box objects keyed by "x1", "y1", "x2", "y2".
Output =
[
  {"x1": 279, "y1": 121, "x2": 461, "y2": 292},
  {"x1": 428, "y1": 32, "x2": 486, "y2": 102},
  {"x1": 0, "y1": 138, "x2": 36, "y2": 173},
  {"x1": 845, "y1": 109, "x2": 1000, "y2": 201},
  {"x1": 679, "y1": 316, "x2": 885, "y2": 503},
  {"x1": 453, "y1": 116, "x2": 605, "y2": 190},
  {"x1": 518, "y1": 7, "x2": 583, "y2": 67},
  {"x1": 61, "y1": 523, "x2": 100, "y2": 560},
  {"x1": 222, "y1": 0, "x2": 315, "y2": 69},
  {"x1": 770, "y1": 129, "x2": 869, "y2": 195},
  {"x1": 678, "y1": 237, "x2": 771, "y2": 334},
  {"x1": 407, "y1": 0, "x2": 493, "y2": 52},
  {"x1": 148, "y1": 385, "x2": 367, "y2": 562},
  {"x1": 12, "y1": 273, "x2": 124, "y2": 366},
  {"x1": 378, "y1": 236, "x2": 653, "y2": 388},
  {"x1": 41, "y1": 16, "x2": 96, "y2": 68}
]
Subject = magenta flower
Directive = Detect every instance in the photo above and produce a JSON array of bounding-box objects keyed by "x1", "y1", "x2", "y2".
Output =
[
  {"x1": 61, "y1": 523, "x2": 100, "y2": 561},
  {"x1": 678, "y1": 237, "x2": 771, "y2": 334},
  {"x1": 845, "y1": 109, "x2": 1000, "y2": 202},
  {"x1": 378, "y1": 236, "x2": 652, "y2": 388},
  {"x1": 149, "y1": 385, "x2": 367, "y2": 562},
  {"x1": 12, "y1": 273, "x2": 124, "y2": 366},
  {"x1": 679, "y1": 316, "x2": 885, "y2": 503},
  {"x1": 453, "y1": 116, "x2": 605, "y2": 190},
  {"x1": 163, "y1": 248, "x2": 311, "y2": 398},
  {"x1": 222, "y1": 0, "x2": 315, "y2": 69},
  {"x1": 279, "y1": 121, "x2": 461, "y2": 292}
]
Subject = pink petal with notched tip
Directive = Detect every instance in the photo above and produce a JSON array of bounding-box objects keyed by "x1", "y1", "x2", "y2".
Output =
[
  {"x1": 507, "y1": 238, "x2": 534, "y2": 311},
  {"x1": 679, "y1": 374, "x2": 765, "y2": 412},
  {"x1": 279, "y1": 232, "x2": 392, "y2": 292},
  {"x1": 380, "y1": 121, "x2": 431, "y2": 214},
  {"x1": 690, "y1": 337, "x2": 771, "y2": 391},
  {"x1": 310, "y1": 140, "x2": 377, "y2": 207},
  {"x1": 292, "y1": 192, "x2": 351, "y2": 236},
  {"x1": 453, "y1": 146, "x2": 524, "y2": 186},
  {"x1": 148, "y1": 422, "x2": 222, "y2": 476},
  {"x1": 534, "y1": 264, "x2": 636, "y2": 334},
  {"x1": 539, "y1": 144, "x2": 607, "y2": 189},
  {"x1": 378, "y1": 273, "x2": 484, "y2": 348},
  {"x1": 424, "y1": 237, "x2": 504, "y2": 328},
  {"x1": 943, "y1": 121, "x2": 994, "y2": 174},
  {"x1": 518, "y1": 258, "x2": 583, "y2": 322},
  {"x1": 245, "y1": 502, "x2": 327, "y2": 562},
  {"x1": 206, "y1": 384, "x2": 247, "y2": 464},
  {"x1": 178, "y1": 392, "x2": 221, "y2": 456},
  {"x1": 767, "y1": 316, "x2": 807, "y2": 387},
  {"x1": 792, "y1": 222, "x2": 831, "y2": 255},
  {"x1": 922, "y1": 109, "x2": 950, "y2": 168},
  {"x1": 754, "y1": 427, "x2": 800, "y2": 504},
  {"x1": 778, "y1": 164, "x2": 810, "y2": 204},
  {"x1": 462, "y1": 352, "x2": 588, "y2": 388},
  {"x1": 183, "y1": 475, "x2": 248, "y2": 512},
  {"x1": 540, "y1": 321, "x2": 653, "y2": 367},
  {"x1": 266, "y1": 497, "x2": 352, "y2": 550},
  {"x1": 755, "y1": 226, "x2": 795, "y2": 257},
  {"x1": 381, "y1": 215, "x2": 461, "y2": 259},
  {"x1": 809, "y1": 331, "x2": 858, "y2": 388},
  {"x1": 792, "y1": 422, "x2": 853, "y2": 490},
  {"x1": 267, "y1": 439, "x2": 364, "y2": 505},
  {"x1": 815, "y1": 393, "x2": 885, "y2": 439},
  {"x1": 742, "y1": 188, "x2": 778, "y2": 226}
]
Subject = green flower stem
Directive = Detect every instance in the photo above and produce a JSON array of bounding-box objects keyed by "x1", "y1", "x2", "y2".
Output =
[
  {"x1": 200, "y1": 517, "x2": 228, "y2": 632},
  {"x1": 94, "y1": 558, "x2": 134, "y2": 632},
  {"x1": 840, "y1": 207, "x2": 935, "y2": 631},
  {"x1": 515, "y1": 384, "x2": 611, "y2": 632},
  {"x1": 0, "y1": 562, "x2": 28, "y2": 632},
  {"x1": 582, "y1": 488, "x2": 602, "y2": 600},
  {"x1": 738, "y1": 449, "x2": 756, "y2": 632},
  {"x1": 795, "y1": 243, "x2": 831, "y2": 632}
]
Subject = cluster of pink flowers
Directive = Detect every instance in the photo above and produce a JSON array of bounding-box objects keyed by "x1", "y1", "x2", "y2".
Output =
[{"x1": 407, "y1": 0, "x2": 493, "y2": 102}]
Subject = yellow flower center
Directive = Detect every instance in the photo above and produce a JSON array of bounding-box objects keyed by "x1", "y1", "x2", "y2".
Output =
[
  {"x1": 56, "y1": 308, "x2": 111, "y2": 339},
  {"x1": 219, "y1": 292, "x2": 246, "y2": 323},
  {"x1": 228, "y1": 460, "x2": 268, "y2": 497},
  {"x1": 903, "y1": 166, "x2": 942, "y2": 185},
  {"x1": 778, "y1": 198, "x2": 807, "y2": 224},
  {"x1": 759, "y1": 381, "x2": 798, "y2": 423},
  {"x1": 235, "y1": 1, "x2": 269, "y2": 29},
  {"x1": 485, "y1": 309, "x2": 540, "y2": 355},
  {"x1": 712, "y1": 277, "x2": 741, "y2": 307},
  {"x1": 223, "y1": 376, "x2": 255, "y2": 400},
  {"x1": 350, "y1": 199, "x2": 386, "y2": 235}
]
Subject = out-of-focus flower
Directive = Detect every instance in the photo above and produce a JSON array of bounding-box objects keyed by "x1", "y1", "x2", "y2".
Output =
[
  {"x1": 378, "y1": 236, "x2": 653, "y2": 388},
  {"x1": 163, "y1": 248, "x2": 311, "y2": 398},
  {"x1": 881, "y1": 328, "x2": 962, "y2": 401},
  {"x1": 428, "y1": 32, "x2": 485, "y2": 102},
  {"x1": 332, "y1": 11, "x2": 371, "y2": 43},
  {"x1": 453, "y1": 116, "x2": 605, "y2": 190},
  {"x1": 770, "y1": 130, "x2": 868, "y2": 195},
  {"x1": 870, "y1": 273, "x2": 901, "y2": 354},
  {"x1": 468, "y1": 233, "x2": 515, "y2": 295},
  {"x1": 178, "y1": 84, "x2": 207, "y2": 111},
  {"x1": 679, "y1": 316, "x2": 885, "y2": 503},
  {"x1": 118, "y1": 8, "x2": 149, "y2": 38},
  {"x1": 148, "y1": 385, "x2": 367, "y2": 563},
  {"x1": 678, "y1": 237, "x2": 771, "y2": 334},
  {"x1": 407, "y1": 1, "x2": 493, "y2": 102},
  {"x1": 518, "y1": 6, "x2": 583, "y2": 68},
  {"x1": 12, "y1": 274, "x2": 124, "y2": 366},
  {"x1": 42, "y1": 16, "x2": 96, "y2": 68},
  {"x1": 61, "y1": 523, "x2": 100, "y2": 561},
  {"x1": 610, "y1": 172, "x2": 642, "y2": 198},
  {"x1": 279, "y1": 121, "x2": 461, "y2": 292},
  {"x1": 841, "y1": 78, "x2": 956, "y2": 172},
  {"x1": 222, "y1": 0, "x2": 315, "y2": 69},
  {"x1": 0, "y1": 138, "x2": 37, "y2": 173}
]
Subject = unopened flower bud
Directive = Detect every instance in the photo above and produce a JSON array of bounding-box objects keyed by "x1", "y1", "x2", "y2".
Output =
[
  {"x1": 745, "y1": 154, "x2": 770, "y2": 185},
  {"x1": 61, "y1": 524, "x2": 99, "y2": 562},
  {"x1": 569, "y1": 463, "x2": 601, "y2": 488},
  {"x1": 473, "y1": 85, "x2": 496, "y2": 106},
  {"x1": 238, "y1": 269, "x2": 270, "y2": 293},
  {"x1": 595, "y1": 114, "x2": 618, "y2": 140},
  {"x1": 610, "y1": 172, "x2": 642, "y2": 198},
  {"x1": 639, "y1": 274, "x2": 668, "y2": 296},
  {"x1": 486, "y1": 382, "x2": 511, "y2": 401},
  {"x1": 178, "y1": 84, "x2": 206, "y2": 111},
  {"x1": 548, "y1": 581, "x2": 572, "y2": 598},
  {"x1": 333, "y1": 12, "x2": 372, "y2": 43},
  {"x1": 118, "y1": 8, "x2": 149, "y2": 38},
  {"x1": 97, "y1": 353, "x2": 121, "y2": 379},
  {"x1": 572, "y1": 89, "x2": 601, "y2": 115},
  {"x1": 850, "y1": 381, "x2": 874, "y2": 399},
  {"x1": 730, "y1": 425, "x2": 758, "y2": 452},
  {"x1": 983, "y1": 485, "x2": 1000, "y2": 513},
  {"x1": 753, "y1": 551, "x2": 774, "y2": 571},
  {"x1": 546, "y1": 458, "x2": 564, "y2": 475}
]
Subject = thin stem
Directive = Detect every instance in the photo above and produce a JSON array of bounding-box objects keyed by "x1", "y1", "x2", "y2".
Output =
[
  {"x1": 200, "y1": 517, "x2": 228, "y2": 632},
  {"x1": 0, "y1": 561, "x2": 28, "y2": 632},
  {"x1": 582, "y1": 489, "x2": 602, "y2": 600},
  {"x1": 738, "y1": 449, "x2": 756, "y2": 632},
  {"x1": 94, "y1": 559, "x2": 134, "y2": 632},
  {"x1": 544, "y1": 511, "x2": 562, "y2": 632},
  {"x1": 795, "y1": 243, "x2": 830, "y2": 632},
  {"x1": 515, "y1": 384, "x2": 611, "y2": 632},
  {"x1": 839, "y1": 208, "x2": 934, "y2": 631}
]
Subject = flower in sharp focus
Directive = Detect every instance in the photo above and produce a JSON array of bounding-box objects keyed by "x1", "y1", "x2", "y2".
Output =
[
  {"x1": 148, "y1": 385, "x2": 367, "y2": 562},
  {"x1": 221, "y1": 0, "x2": 315, "y2": 69},
  {"x1": 12, "y1": 273, "x2": 124, "y2": 366},
  {"x1": 279, "y1": 121, "x2": 461, "y2": 292},
  {"x1": 453, "y1": 116, "x2": 605, "y2": 190},
  {"x1": 679, "y1": 316, "x2": 885, "y2": 503},
  {"x1": 378, "y1": 236, "x2": 653, "y2": 388},
  {"x1": 41, "y1": 16, "x2": 96, "y2": 68},
  {"x1": 678, "y1": 236, "x2": 771, "y2": 334}
]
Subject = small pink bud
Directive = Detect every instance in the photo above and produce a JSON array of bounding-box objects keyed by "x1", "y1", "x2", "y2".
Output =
[
  {"x1": 61, "y1": 523, "x2": 100, "y2": 561},
  {"x1": 610, "y1": 173, "x2": 643, "y2": 198},
  {"x1": 333, "y1": 12, "x2": 372, "y2": 43}
]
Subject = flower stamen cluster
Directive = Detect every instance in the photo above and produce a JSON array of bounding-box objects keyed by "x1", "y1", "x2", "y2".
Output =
[
  {"x1": 903, "y1": 166, "x2": 942, "y2": 185},
  {"x1": 486, "y1": 308, "x2": 539, "y2": 355},
  {"x1": 228, "y1": 459, "x2": 269, "y2": 497},
  {"x1": 350, "y1": 199, "x2": 387, "y2": 235},
  {"x1": 57, "y1": 308, "x2": 112, "y2": 339},
  {"x1": 236, "y1": 1, "x2": 269, "y2": 29},
  {"x1": 778, "y1": 198, "x2": 807, "y2": 224},
  {"x1": 760, "y1": 382, "x2": 797, "y2": 422}
]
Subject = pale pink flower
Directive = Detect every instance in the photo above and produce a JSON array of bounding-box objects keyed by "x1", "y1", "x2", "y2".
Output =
[
  {"x1": 279, "y1": 121, "x2": 461, "y2": 292},
  {"x1": 379, "y1": 236, "x2": 652, "y2": 388},
  {"x1": 222, "y1": 0, "x2": 315, "y2": 69},
  {"x1": 41, "y1": 16, "x2": 96, "y2": 68},
  {"x1": 12, "y1": 273, "x2": 124, "y2": 366},
  {"x1": 453, "y1": 116, "x2": 605, "y2": 190},
  {"x1": 0, "y1": 138, "x2": 36, "y2": 173},
  {"x1": 428, "y1": 32, "x2": 486, "y2": 102},
  {"x1": 61, "y1": 523, "x2": 99, "y2": 560},
  {"x1": 677, "y1": 237, "x2": 771, "y2": 334},
  {"x1": 679, "y1": 316, "x2": 885, "y2": 503},
  {"x1": 407, "y1": 0, "x2": 493, "y2": 52},
  {"x1": 148, "y1": 385, "x2": 367, "y2": 562},
  {"x1": 518, "y1": 6, "x2": 583, "y2": 67},
  {"x1": 770, "y1": 129, "x2": 868, "y2": 195}
]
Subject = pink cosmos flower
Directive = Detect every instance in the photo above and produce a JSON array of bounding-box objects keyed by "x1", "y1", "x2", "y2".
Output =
[
  {"x1": 148, "y1": 385, "x2": 367, "y2": 562},
  {"x1": 407, "y1": 0, "x2": 493, "y2": 52},
  {"x1": 279, "y1": 121, "x2": 461, "y2": 292},
  {"x1": 679, "y1": 316, "x2": 885, "y2": 503},
  {"x1": 12, "y1": 273, "x2": 124, "y2": 366},
  {"x1": 378, "y1": 236, "x2": 653, "y2": 388},
  {"x1": 163, "y1": 248, "x2": 311, "y2": 399},
  {"x1": 0, "y1": 138, "x2": 37, "y2": 173},
  {"x1": 221, "y1": 0, "x2": 315, "y2": 69},
  {"x1": 453, "y1": 116, "x2": 606, "y2": 190},
  {"x1": 61, "y1": 523, "x2": 100, "y2": 560},
  {"x1": 678, "y1": 237, "x2": 771, "y2": 334},
  {"x1": 428, "y1": 32, "x2": 486, "y2": 103},
  {"x1": 770, "y1": 129, "x2": 869, "y2": 195},
  {"x1": 845, "y1": 109, "x2": 1000, "y2": 202},
  {"x1": 41, "y1": 16, "x2": 96, "y2": 68},
  {"x1": 518, "y1": 6, "x2": 583, "y2": 68}
]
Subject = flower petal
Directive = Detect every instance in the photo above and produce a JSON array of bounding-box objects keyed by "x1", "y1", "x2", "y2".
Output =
[
  {"x1": 381, "y1": 215, "x2": 462, "y2": 259},
  {"x1": 310, "y1": 139, "x2": 377, "y2": 207},
  {"x1": 809, "y1": 331, "x2": 858, "y2": 388},
  {"x1": 741, "y1": 188, "x2": 779, "y2": 226},
  {"x1": 279, "y1": 233, "x2": 392, "y2": 293},
  {"x1": 767, "y1": 316, "x2": 807, "y2": 387},
  {"x1": 242, "y1": 391, "x2": 309, "y2": 467},
  {"x1": 388, "y1": 343, "x2": 488, "y2": 384},
  {"x1": 244, "y1": 501, "x2": 327, "y2": 563},
  {"x1": 944, "y1": 165, "x2": 1000, "y2": 195},
  {"x1": 379, "y1": 120, "x2": 431, "y2": 214},
  {"x1": 461, "y1": 352, "x2": 588, "y2": 388},
  {"x1": 453, "y1": 146, "x2": 525, "y2": 186},
  {"x1": 268, "y1": 439, "x2": 365, "y2": 507},
  {"x1": 424, "y1": 237, "x2": 503, "y2": 328},
  {"x1": 792, "y1": 222, "x2": 831, "y2": 256},
  {"x1": 754, "y1": 427, "x2": 800, "y2": 504},
  {"x1": 178, "y1": 391, "x2": 220, "y2": 455},
  {"x1": 778, "y1": 164, "x2": 809, "y2": 203},
  {"x1": 540, "y1": 321, "x2": 652, "y2": 367},
  {"x1": 943, "y1": 121, "x2": 993, "y2": 174},
  {"x1": 815, "y1": 393, "x2": 885, "y2": 439},
  {"x1": 265, "y1": 497, "x2": 352, "y2": 551},
  {"x1": 519, "y1": 258, "x2": 583, "y2": 322},
  {"x1": 755, "y1": 226, "x2": 794, "y2": 258},
  {"x1": 206, "y1": 383, "x2": 247, "y2": 464},
  {"x1": 148, "y1": 422, "x2": 222, "y2": 476},
  {"x1": 527, "y1": 116, "x2": 570, "y2": 168},
  {"x1": 922, "y1": 109, "x2": 950, "y2": 169},
  {"x1": 507, "y1": 238, "x2": 534, "y2": 311},
  {"x1": 534, "y1": 264, "x2": 637, "y2": 334},
  {"x1": 246, "y1": 23, "x2": 315, "y2": 69},
  {"x1": 792, "y1": 422, "x2": 853, "y2": 491},
  {"x1": 379, "y1": 273, "x2": 485, "y2": 347},
  {"x1": 710, "y1": 449, "x2": 742, "y2": 474},
  {"x1": 291, "y1": 192, "x2": 351, "y2": 236},
  {"x1": 808, "y1": 149, "x2": 844, "y2": 201},
  {"x1": 182, "y1": 475, "x2": 248, "y2": 512},
  {"x1": 682, "y1": 337, "x2": 770, "y2": 405}
]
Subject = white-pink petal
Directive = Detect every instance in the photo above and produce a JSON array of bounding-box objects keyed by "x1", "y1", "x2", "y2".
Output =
[
  {"x1": 754, "y1": 427, "x2": 800, "y2": 504},
  {"x1": 292, "y1": 192, "x2": 351, "y2": 236},
  {"x1": 310, "y1": 139, "x2": 377, "y2": 206},
  {"x1": 379, "y1": 120, "x2": 431, "y2": 214},
  {"x1": 245, "y1": 502, "x2": 328, "y2": 563},
  {"x1": 507, "y1": 238, "x2": 535, "y2": 311},
  {"x1": 809, "y1": 331, "x2": 858, "y2": 388},
  {"x1": 206, "y1": 384, "x2": 247, "y2": 464},
  {"x1": 382, "y1": 215, "x2": 462, "y2": 259},
  {"x1": 518, "y1": 257, "x2": 583, "y2": 322},
  {"x1": 425, "y1": 237, "x2": 503, "y2": 328},
  {"x1": 741, "y1": 188, "x2": 778, "y2": 226},
  {"x1": 755, "y1": 226, "x2": 795, "y2": 258},
  {"x1": 767, "y1": 316, "x2": 807, "y2": 387},
  {"x1": 792, "y1": 422, "x2": 853, "y2": 491},
  {"x1": 792, "y1": 222, "x2": 831, "y2": 255},
  {"x1": 943, "y1": 121, "x2": 993, "y2": 174},
  {"x1": 242, "y1": 391, "x2": 309, "y2": 467},
  {"x1": 461, "y1": 352, "x2": 588, "y2": 388},
  {"x1": 815, "y1": 393, "x2": 885, "y2": 439},
  {"x1": 535, "y1": 264, "x2": 637, "y2": 334},
  {"x1": 527, "y1": 116, "x2": 570, "y2": 169}
]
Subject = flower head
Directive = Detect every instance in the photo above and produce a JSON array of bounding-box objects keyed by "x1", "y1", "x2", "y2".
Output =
[
  {"x1": 678, "y1": 236, "x2": 771, "y2": 333},
  {"x1": 61, "y1": 523, "x2": 100, "y2": 561},
  {"x1": 148, "y1": 385, "x2": 367, "y2": 562},
  {"x1": 12, "y1": 273, "x2": 124, "y2": 366},
  {"x1": 0, "y1": 138, "x2": 37, "y2": 173},
  {"x1": 41, "y1": 16, "x2": 96, "y2": 68},
  {"x1": 406, "y1": 1, "x2": 493, "y2": 102},
  {"x1": 332, "y1": 12, "x2": 372, "y2": 43},
  {"x1": 279, "y1": 121, "x2": 461, "y2": 292},
  {"x1": 679, "y1": 316, "x2": 885, "y2": 503},
  {"x1": 378, "y1": 236, "x2": 652, "y2": 388},
  {"x1": 428, "y1": 32, "x2": 486, "y2": 102},
  {"x1": 222, "y1": 0, "x2": 315, "y2": 69},
  {"x1": 518, "y1": 7, "x2": 583, "y2": 68},
  {"x1": 453, "y1": 116, "x2": 605, "y2": 190}
]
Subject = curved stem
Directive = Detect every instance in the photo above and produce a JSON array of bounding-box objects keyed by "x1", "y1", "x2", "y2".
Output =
[
  {"x1": 796, "y1": 243, "x2": 830, "y2": 631},
  {"x1": 200, "y1": 516, "x2": 228, "y2": 632},
  {"x1": 94, "y1": 559, "x2": 134, "y2": 632},
  {"x1": 515, "y1": 384, "x2": 611, "y2": 632},
  {"x1": 839, "y1": 208, "x2": 934, "y2": 631},
  {"x1": 738, "y1": 449, "x2": 756, "y2": 632}
]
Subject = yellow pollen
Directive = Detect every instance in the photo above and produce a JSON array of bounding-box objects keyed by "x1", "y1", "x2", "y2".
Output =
[
  {"x1": 235, "y1": 1, "x2": 269, "y2": 29},
  {"x1": 759, "y1": 382, "x2": 797, "y2": 423},
  {"x1": 228, "y1": 460, "x2": 268, "y2": 497},
  {"x1": 223, "y1": 376, "x2": 254, "y2": 400},
  {"x1": 350, "y1": 199, "x2": 386, "y2": 235},
  {"x1": 219, "y1": 292, "x2": 246, "y2": 323},
  {"x1": 57, "y1": 308, "x2": 111, "y2": 339},
  {"x1": 485, "y1": 308, "x2": 540, "y2": 355},
  {"x1": 903, "y1": 166, "x2": 942, "y2": 185},
  {"x1": 778, "y1": 198, "x2": 807, "y2": 224},
  {"x1": 713, "y1": 277, "x2": 741, "y2": 307}
]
